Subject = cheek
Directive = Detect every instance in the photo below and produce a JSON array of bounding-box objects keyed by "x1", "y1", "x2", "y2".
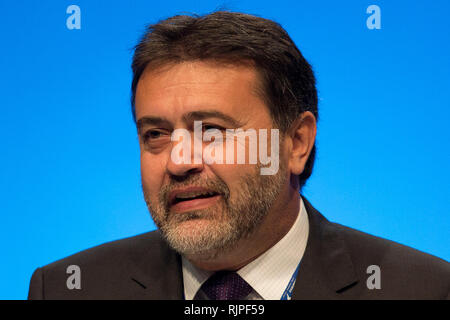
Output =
[
  {"x1": 210, "y1": 162, "x2": 255, "y2": 192},
  {"x1": 140, "y1": 152, "x2": 166, "y2": 195}
]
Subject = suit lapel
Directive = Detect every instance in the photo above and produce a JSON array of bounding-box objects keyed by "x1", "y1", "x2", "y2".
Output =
[
  {"x1": 292, "y1": 196, "x2": 359, "y2": 299},
  {"x1": 127, "y1": 231, "x2": 185, "y2": 299}
]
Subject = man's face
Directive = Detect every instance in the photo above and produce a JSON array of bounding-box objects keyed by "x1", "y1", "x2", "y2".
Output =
[{"x1": 135, "y1": 61, "x2": 288, "y2": 259}]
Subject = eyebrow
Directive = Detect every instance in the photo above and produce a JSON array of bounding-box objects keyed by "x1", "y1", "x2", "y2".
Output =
[
  {"x1": 136, "y1": 116, "x2": 171, "y2": 133},
  {"x1": 136, "y1": 110, "x2": 244, "y2": 133}
]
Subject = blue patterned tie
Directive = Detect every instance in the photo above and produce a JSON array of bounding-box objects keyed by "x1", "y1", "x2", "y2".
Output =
[{"x1": 201, "y1": 271, "x2": 253, "y2": 300}]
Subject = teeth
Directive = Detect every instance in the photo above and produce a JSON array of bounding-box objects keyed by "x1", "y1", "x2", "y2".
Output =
[{"x1": 175, "y1": 191, "x2": 216, "y2": 199}]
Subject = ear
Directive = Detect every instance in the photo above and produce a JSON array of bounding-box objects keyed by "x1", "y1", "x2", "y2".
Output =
[{"x1": 287, "y1": 111, "x2": 317, "y2": 176}]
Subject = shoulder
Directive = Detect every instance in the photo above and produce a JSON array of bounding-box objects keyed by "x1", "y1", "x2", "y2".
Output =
[
  {"x1": 332, "y1": 222, "x2": 450, "y2": 299},
  {"x1": 28, "y1": 230, "x2": 180, "y2": 299},
  {"x1": 43, "y1": 230, "x2": 166, "y2": 269},
  {"x1": 301, "y1": 196, "x2": 449, "y2": 299}
]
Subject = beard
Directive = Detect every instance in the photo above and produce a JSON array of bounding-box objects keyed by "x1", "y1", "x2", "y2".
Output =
[{"x1": 142, "y1": 161, "x2": 286, "y2": 260}]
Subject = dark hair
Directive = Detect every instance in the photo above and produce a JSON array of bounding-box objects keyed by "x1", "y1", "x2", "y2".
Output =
[{"x1": 131, "y1": 11, "x2": 318, "y2": 190}]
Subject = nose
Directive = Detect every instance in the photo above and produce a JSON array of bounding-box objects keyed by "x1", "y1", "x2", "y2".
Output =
[
  {"x1": 166, "y1": 157, "x2": 204, "y2": 177},
  {"x1": 166, "y1": 130, "x2": 205, "y2": 177}
]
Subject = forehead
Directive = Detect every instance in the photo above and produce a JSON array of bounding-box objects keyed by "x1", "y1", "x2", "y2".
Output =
[{"x1": 134, "y1": 61, "x2": 267, "y2": 122}]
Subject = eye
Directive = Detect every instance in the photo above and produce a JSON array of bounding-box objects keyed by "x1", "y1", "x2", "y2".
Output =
[
  {"x1": 142, "y1": 130, "x2": 164, "y2": 142},
  {"x1": 202, "y1": 124, "x2": 225, "y2": 131},
  {"x1": 202, "y1": 124, "x2": 226, "y2": 143}
]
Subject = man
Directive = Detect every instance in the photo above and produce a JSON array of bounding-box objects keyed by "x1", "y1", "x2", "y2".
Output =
[{"x1": 28, "y1": 11, "x2": 449, "y2": 300}]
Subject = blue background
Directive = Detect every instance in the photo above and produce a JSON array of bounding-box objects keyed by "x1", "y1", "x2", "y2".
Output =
[{"x1": 0, "y1": 0, "x2": 448, "y2": 299}]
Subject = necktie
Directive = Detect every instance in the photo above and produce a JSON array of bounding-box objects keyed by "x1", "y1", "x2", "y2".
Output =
[{"x1": 201, "y1": 271, "x2": 253, "y2": 300}]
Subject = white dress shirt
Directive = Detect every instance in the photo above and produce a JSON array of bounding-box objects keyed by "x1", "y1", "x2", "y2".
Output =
[{"x1": 182, "y1": 197, "x2": 310, "y2": 300}]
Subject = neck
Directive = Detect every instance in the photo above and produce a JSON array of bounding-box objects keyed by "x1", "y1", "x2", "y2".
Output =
[{"x1": 186, "y1": 183, "x2": 301, "y2": 271}]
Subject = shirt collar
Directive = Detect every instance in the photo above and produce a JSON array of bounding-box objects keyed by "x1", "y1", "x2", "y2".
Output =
[
  {"x1": 182, "y1": 197, "x2": 309, "y2": 300},
  {"x1": 182, "y1": 256, "x2": 213, "y2": 300}
]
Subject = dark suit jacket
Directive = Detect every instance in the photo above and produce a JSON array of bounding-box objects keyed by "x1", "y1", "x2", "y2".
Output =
[{"x1": 28, "y1": 197, "x2": 450, "y2": 299}]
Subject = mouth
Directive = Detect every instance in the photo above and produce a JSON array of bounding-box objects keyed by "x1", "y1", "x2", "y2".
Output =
[{"x1": 169, "y1": 188, "x2": 222, "y2": 213}]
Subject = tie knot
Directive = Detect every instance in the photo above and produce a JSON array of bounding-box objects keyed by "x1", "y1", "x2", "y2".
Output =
[{"x1": 201, "y1": 271, "x2": 253, "y2": 300}]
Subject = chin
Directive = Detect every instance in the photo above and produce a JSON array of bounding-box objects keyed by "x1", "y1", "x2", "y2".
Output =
[{"x1": 163, "y1": 220, "x2": 237, "y2": 257}]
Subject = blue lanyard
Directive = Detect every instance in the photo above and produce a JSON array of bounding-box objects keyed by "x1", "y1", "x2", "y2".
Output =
[{"x1": 280, "y1": 261, "x2": 301, "y2": 300}]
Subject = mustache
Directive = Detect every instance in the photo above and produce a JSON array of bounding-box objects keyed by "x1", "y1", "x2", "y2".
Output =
[{"x1": 159, "y1": 175, "x2": 230, "y2": 211}]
